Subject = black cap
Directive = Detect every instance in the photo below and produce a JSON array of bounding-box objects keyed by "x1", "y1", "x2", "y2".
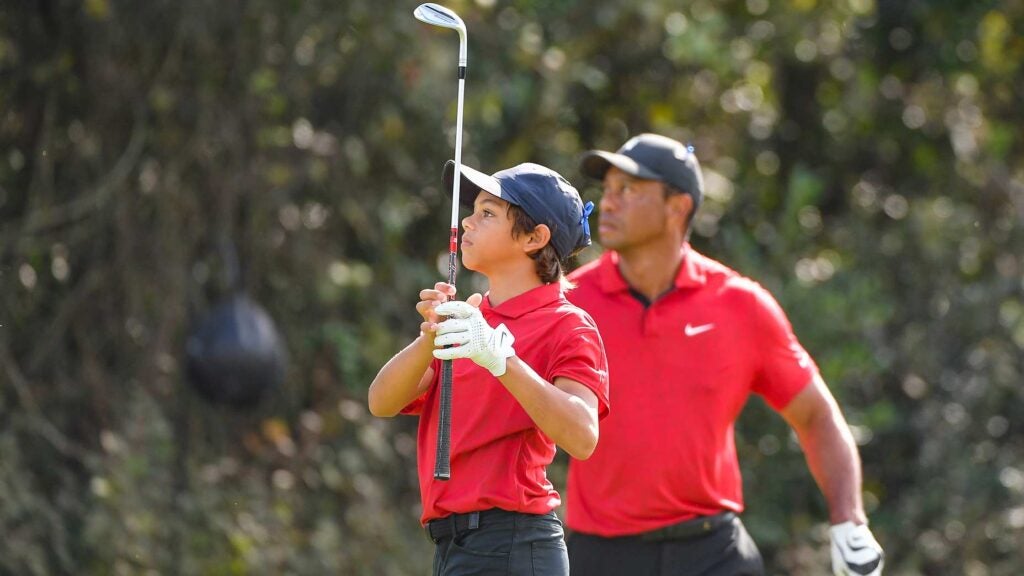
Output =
[
  {"x1": 443, "y1": 160, "x2": 594, "y2": 261},
  {"x1": 580, "y1": 133, "x2": 704, "y2": 209}
]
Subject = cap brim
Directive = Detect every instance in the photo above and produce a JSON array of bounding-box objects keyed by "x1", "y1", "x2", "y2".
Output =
[
  {"x1": 579, "y1": 150, "x2": 662, "y2": 182},
  {"x1": 442, "y1": 160, "x2": 501, "y2": 207}
]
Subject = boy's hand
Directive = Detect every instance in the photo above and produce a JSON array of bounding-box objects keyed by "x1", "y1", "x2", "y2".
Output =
[
  {"x1": 416, "y1": 282, "x2": 457, "y2": 334},
  {"x1": 432, "y1": 297, "x2": 515, "y2": 377}
]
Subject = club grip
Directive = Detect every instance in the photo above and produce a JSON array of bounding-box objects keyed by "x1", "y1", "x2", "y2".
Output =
[
  {"x1": 433, "y1": 359, "x2": 453, "y2": 480},
  {"x1": 434, "y1": 237, "x2": 458, "y2": 481}
]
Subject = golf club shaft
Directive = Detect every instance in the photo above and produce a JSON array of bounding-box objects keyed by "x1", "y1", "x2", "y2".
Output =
[{"x1": 434, "y1": 67, "x2": 466, "y2": 482}]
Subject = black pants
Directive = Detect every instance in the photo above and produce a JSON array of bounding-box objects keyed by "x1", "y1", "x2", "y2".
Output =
[
  {"x1": 566, "y1": 514, "x2": 764, "y2": 576},
  {"x1": 428, "y1": 509, "x2": 569, "y2": 576}
]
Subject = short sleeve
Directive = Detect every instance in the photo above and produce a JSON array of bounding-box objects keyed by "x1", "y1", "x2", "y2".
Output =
[
  {"x1": 749, "y1": 284, "x2": 818, "y2": 410},
  {"x1": 549, "y1": 320, "x2": 611, "y2": 419}
]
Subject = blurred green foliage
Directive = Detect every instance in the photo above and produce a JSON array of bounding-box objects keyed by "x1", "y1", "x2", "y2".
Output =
[{"x1": 1, "y1": 0, "x2": 1022, "y2": 574}]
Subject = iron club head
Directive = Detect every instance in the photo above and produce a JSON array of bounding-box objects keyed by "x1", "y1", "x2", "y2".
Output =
[
  {"x1": 414, "y1": 3, "x2": 465, "y2": 33},
  {"x1": 413, "y1": 3, "x2": 467, "y2": 65}
]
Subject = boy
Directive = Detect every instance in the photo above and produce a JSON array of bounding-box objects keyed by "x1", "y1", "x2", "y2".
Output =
[{"x1": 369, "y1": 160, "x2": 609, "y2": 576}]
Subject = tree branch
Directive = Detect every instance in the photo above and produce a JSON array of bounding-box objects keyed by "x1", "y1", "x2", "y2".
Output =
[{"x1": 0, "y1": 338, "x2": 97, "y2": 468}]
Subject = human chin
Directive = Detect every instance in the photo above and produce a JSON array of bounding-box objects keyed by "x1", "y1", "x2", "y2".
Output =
[
  {"x1": 596, "y1": 228, "x2": 624, "y2": 249},
  {"x1": 460, "y1": 249, "x2": 483, "y2": 272}
]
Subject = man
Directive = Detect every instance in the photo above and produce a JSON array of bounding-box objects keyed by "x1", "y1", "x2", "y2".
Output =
[
  {"x1": 563, "y1": 133, "x2": 884, "y2": 576},
  {"x1": 369, "y1": 161, "x2": 608, "y2": 575}
]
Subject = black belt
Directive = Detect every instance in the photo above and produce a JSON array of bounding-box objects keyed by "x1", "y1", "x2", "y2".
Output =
[
  {"x1": 425, "y1": 508, "x2": 517, "y2": 542},
  {"x1": 639, "y1": 511, "x2": 737, "y2": 542}
]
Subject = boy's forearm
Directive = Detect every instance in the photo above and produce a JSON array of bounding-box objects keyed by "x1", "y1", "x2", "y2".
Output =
[
  {"x1": 368, "y1": 334, "x2": 436, "y2": 417},
  {"x1": 498, "y1": 357, "x2": 599, "y2": 459}
]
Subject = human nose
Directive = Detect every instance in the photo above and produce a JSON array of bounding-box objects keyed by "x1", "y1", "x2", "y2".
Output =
[
  {"x1": 599, "y1": 192, "x2": 617, "y2": 213},
  {"x1": 462, "y1": 213, "x2": 475, "y2": 231}
]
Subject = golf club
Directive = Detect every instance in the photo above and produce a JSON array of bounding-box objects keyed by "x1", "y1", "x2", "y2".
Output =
[{"x1": 414, "y1": 2, "x2": 467, "y2": 482}]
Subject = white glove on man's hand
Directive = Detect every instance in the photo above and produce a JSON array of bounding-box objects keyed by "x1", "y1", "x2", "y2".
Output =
[
  {"x1": 830, "y1": 522, "x2": 884, "y2": 576},
  {"x1": 432, "y1": 301, "x2": 515, "y2": 377}
]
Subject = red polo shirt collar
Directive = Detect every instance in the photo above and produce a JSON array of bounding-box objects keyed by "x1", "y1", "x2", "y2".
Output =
[
  {"x1": 598, "y1": 243, "x2": 707, "y2": 294},
  {"x1": 482, "y1": 281, "x2": 564, "y2": 319}
]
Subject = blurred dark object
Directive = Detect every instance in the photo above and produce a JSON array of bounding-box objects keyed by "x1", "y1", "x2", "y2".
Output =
[
  {"x1": 185, "y1": 293, "x2": 287, "y2": 407},
  {"x1": 185, "y1": 237, "x2": 286, "y2": 408}
]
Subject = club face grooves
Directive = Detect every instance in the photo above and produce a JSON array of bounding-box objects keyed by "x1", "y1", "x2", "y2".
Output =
[
  {"x1": 414, "y1": 3, "x2": 464, "y2": 31},
  {"x1": 424, "y1": 6, "x2": 456, "y2": 26}
]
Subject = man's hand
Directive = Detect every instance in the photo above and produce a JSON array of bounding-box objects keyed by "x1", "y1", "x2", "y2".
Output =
[
  {"x1": 432, "y1": 299, "x2": 515, "y2": 377},
  {"x1": 830, "y1": 522, "x2": 884, "y2": 576}
]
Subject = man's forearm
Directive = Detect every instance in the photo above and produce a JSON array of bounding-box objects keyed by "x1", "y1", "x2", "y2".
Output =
[
  {"x1": 782, "y1": 377, "x2": 869, "y2": 525},
  {"x1": 796, "y1": 404, "x2": 867, "y2": 525}
]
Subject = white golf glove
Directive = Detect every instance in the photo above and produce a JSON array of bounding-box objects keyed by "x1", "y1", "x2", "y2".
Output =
[
  {"x1": 830, "y1": 522, "x2": 884, "y2": 576},
  {"x1": 432, "y1": 301, "x2": 516, "y2": 377}
]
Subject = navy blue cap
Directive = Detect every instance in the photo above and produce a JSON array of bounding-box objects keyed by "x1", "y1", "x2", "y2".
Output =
[
  {"x1": 443, "y1": 160, "x2": 594, "y2": 261},
  {"x1": 580, "y1": 133, "x2": 704, "y2": 209}
]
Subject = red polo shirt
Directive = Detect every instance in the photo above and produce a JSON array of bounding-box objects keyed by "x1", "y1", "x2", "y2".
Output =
[
  {"x1": 564, "y1": 246, "x2": 817, "y2": 537},
  {"x1": 404, "y1": 282, "x2": 609, "y2": 525}
]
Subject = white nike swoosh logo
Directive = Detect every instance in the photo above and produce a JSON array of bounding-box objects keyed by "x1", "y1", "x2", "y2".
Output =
[{"x1": 684, "y1": 323, "x2": 715, "y2": 337}]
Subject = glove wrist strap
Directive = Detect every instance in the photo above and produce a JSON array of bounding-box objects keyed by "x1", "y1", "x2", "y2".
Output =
[{"x1": 487, "y1": 323, "x2": 515, "y2": 377}]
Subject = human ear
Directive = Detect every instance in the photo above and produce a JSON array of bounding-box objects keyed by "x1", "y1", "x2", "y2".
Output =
[
  {"x1": 668, "y1": 194, "x2": 693, "y2": 225},
  {"x1": 523, "y1": 224, "x2": 552, "y2": 253}
]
